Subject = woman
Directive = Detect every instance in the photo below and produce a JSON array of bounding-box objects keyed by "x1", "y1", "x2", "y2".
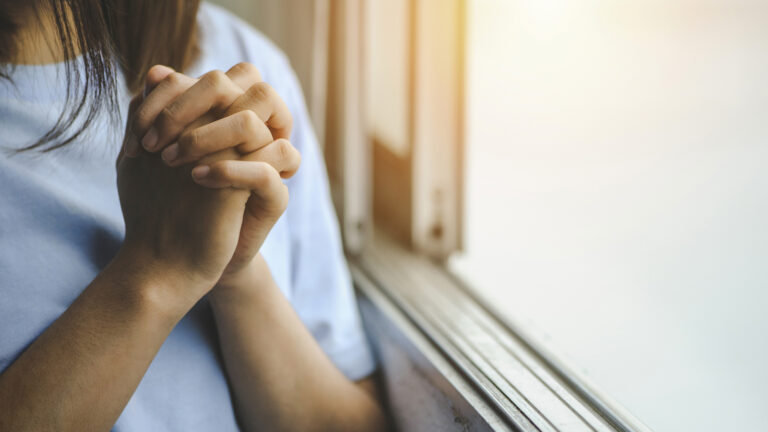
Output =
[{"x1": 0, "y1": 1, "x2": 388, "y2": 431}]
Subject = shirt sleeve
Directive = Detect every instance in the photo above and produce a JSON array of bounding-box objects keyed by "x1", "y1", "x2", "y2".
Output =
[{"x1": 277, "y1": 57, "x2": 377, "y2": 382}]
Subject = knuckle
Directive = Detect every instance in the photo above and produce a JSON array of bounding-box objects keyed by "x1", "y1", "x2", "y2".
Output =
[
  {"x1": 178, "y1": 130, "x2": 199, "y2": 154},
  {"x1": 132, "y1": 107, "x2": 152, "y2": 131},
  {"x1": 248, "y1": 81, "x2": 273, "y2": 100},
  {"x1": 238, "y1": 109, "x2": 260, "y2": 133},
  {"x1": 203, "y1": 69, "x2": 227, "y2": 87},
  {"x1": 164, "y1": 72, "x2": 185, "y2": 87},
  {"x1": 276, "y1": 139, "x2": 292, "y2": 160},
  {"x1": 213, "y1": 161, "x2": 235, "y2": 179},
  {"x1": 233, "y1": 62, "x2": 261, "y2": 80},
  {"x1": 257, "y1": 161, "x2": 279, "y2": 184},
  {"x1": 157, "y1": 105, "x2": 181, "y2": 129},
  {"x1": 205, "y1": 70, "x2": 240, "y2": 104}
]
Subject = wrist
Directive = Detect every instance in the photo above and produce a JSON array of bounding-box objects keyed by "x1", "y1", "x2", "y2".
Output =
[
  {"x1": 104, "y1": 246, "x2": 216, "y2": 321},
  {"x1": 209, "y1": 255, "x2": 273, "y2": 308}
]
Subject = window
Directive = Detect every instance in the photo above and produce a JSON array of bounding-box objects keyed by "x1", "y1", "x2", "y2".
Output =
[
  {"x1": 451, "y1": 1, "x2": 768, "y2": 432},
  {"x1": 217, "y1": 1, "x2": 768, "y2": 430}
]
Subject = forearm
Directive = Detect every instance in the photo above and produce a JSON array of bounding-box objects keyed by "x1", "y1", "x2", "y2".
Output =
[
  {"x1": 209, "y1": 256, "x2": 387, "y2": 432},
  {"x1": 0, "y1": 249, "x2": 195, "y2": 432}
]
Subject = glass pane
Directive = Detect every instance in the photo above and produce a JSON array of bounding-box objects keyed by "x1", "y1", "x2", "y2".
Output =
[{"x1": 451, "y1": 1, "x2": 768, "y2": 431}]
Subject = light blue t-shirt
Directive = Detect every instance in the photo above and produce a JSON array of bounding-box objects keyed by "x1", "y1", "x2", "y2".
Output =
[{"x1": 0, "y1": 3, "x2": 375, "y2": 430}]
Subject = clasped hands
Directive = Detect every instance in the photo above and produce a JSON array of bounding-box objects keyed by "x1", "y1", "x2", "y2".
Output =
[{"x1": 116, "y1": 63, "x2": 300, "y2": 307}]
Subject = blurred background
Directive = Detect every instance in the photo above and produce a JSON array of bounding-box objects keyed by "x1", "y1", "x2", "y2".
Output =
[{"x1": 213, "y1": 1, "x2": 768, "y2": 431}]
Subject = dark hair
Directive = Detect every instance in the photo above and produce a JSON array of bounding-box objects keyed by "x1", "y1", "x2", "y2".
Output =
[{"x1": 0, "y1": 0, "x2": 200, "y2": 151}]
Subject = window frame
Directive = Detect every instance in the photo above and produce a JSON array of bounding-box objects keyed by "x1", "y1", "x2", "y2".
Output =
[
  {"x1": 321, "y1": 0, "x2": 650, "y2": 430},
  {"x1": 323, "y1": 0, "x2": 463, "y2": 257}
]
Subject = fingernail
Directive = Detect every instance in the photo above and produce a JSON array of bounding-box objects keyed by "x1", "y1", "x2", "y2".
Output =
[
  {"x1": 191, "y1": 165, "x2": 210, "y2": 179},
  {"x1": 142, "y1": 127, "x2": 158, "y2": 151},
  {"x1": 161, "y1": 143, "x2": 179, "y2": 164},
  {"x1": 125, "y1": 134, "x2": 140, "y2": 157}
]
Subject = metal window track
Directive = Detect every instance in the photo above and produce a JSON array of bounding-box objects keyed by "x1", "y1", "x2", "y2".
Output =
[{"x1": 351, "y1": 235, "x2": 651, "y2": 432}]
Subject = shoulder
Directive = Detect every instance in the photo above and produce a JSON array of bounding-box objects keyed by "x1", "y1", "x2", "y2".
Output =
[{"x1": 193, "y1": 2, "x2": 292, "y2": 89}]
